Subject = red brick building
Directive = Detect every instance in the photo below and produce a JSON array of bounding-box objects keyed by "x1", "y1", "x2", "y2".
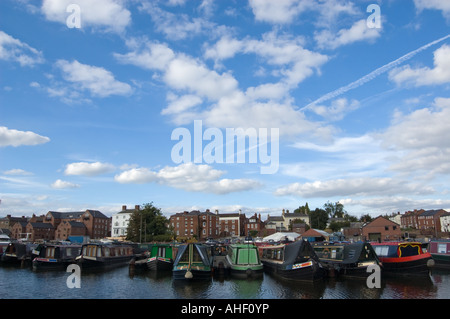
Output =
[
  {"x1": 244, "y1": 213, "x2": 265, "y2": 236},
  {"x1": 26, "y1": 222, "x2": 55, "y2": 242},
  {"x1": 417, "y1": 209, "x2": 448, "y2": 234},
  {"x1": 400, "y1": 209, "x2": 425, "y2": 229},
  {"x1": 362, "y1": 216, "x2": 401, "y2": 241},
  {"x1": 170, "y1": 210, "x2": 219, "y2": 240}
]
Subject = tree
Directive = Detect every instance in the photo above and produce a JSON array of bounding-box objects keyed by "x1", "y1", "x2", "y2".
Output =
[
  {"x1": 309, "y1": 208, "x2": 328, "y2": 230},
  {"x1": 126, "y1": 202, "x2": 171, "y2": 242},
  {"x1": 294, "y1": 202, "x2": 311, "y2": 215},
  {"x1": 324, "y1": 201, "x2": 346, "y2": 218}
]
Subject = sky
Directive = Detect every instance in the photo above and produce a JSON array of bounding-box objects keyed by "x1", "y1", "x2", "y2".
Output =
[{"x1": 1, "y1": 0, "x2": 450, "y2": 220}]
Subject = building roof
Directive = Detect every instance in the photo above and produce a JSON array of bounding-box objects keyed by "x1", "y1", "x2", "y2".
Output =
[
  {"x1": 420, "y1": 209, "x2": 448, "y2": 217},
  {"x1": 301, "y1": 228, "x2": 330, "y2": 238},
  {"x1": 29, "y1": 222, "x2": 54, "y2": 229},
  {"x1": 67, "y1": 221, "x2": 87, "y2": 228}
]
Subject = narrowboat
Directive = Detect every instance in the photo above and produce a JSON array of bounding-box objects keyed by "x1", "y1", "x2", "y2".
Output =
[
  {"x1": 76, "y1": 242, "x2": 135, "y2": 270},
  {"x1": 372, "y1": 241, "x2": 433, "y2": 276},
  {"x1": 260, "y1": 240, "x2": 326, "y2": 282},
  {"x1": 225, "y1": 243, "x2": 263, "y2": 279},
  {"x1": 1, "y1": 241, "x2": 37, "y2": 265},
  {"x1": 428, "y1": 240, "x2": 450, "y2": 269},
  {"x1": 146, "y1": 243, "x2": 174, "y2": 271},
  {"x1": 313, "y1": 242, "x2": 381, "y2": 278},
  {"x1": 32, "y1": 243, "x2": 82, "y2": 271},
  {"x1": 0, "y1": 234, "x2": 10, "y2": 255},
  {"x1": 172, "y1": 243, "x2": 213, "y2": 280}
]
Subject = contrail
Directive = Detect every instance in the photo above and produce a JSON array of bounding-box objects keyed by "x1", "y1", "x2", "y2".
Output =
[{"x1": 301, "y1": 33, "x2": 450, "y2": 110}]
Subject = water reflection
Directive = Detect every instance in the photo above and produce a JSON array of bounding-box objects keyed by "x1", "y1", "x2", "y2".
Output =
[{"x1": 1, "y1": 265, "x2": 449, "y2": 299}]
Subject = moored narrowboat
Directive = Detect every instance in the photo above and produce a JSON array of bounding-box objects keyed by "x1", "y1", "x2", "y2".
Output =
[
  {"x1": 0, "y1": 234, "x2": 10, "y2": 255},
  {"x1": 372, "y1": 241, "x2": 433, "y2": 276},
  {"x1": 428, "y1": 240, "x2": 450, "y2": 269},
  {"x1": 1, "y1": 241, "x2": 37, "y2": 265},
  {"x1": 172, "y1": 243, "x2": 212, "y2": 280},
  {"x1": 76, "y1": 242, "x2": 135, "y2": 270},
  {"x1": 260, "y1": 240, "x2": 326, "y2": 282},
  {"x1": 225, "y1": 243, "x2": 263, "y2": 279},
  {"x1": 147, "y1": 243, "x2": 174, "y2": 271},
  {"x1": 313, "y1": 242, "x2": 380, "y2": 278},
  {"x1": 32, "y1": 243, "x2": 82, "y2": 271}
]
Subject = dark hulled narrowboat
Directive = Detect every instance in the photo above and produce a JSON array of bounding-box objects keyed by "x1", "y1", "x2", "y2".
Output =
[
  {"x1": 428, "y1": 240, "x2": 450, "y2": 269},
  {"x1": 313, "y1": 242, "x2": 381, "y2": 278},
  {"x1": 32, "y1": 243, "x2": 82, "y2": 271},
  {"x1": 76, "y1": 242, "x2": 135, "y2": 270},
  {"x1": 260, "y1": 240, "x2": 326, "y2": 282},
  {"x1": 172, "y1": 243, "x2": 212, "y2": 280},
  {"x1": 372, "y1": 241, "x2": 433, "y2": 276},
  {"x1": 147, "y1": 243, "x2": 174, "y2": 271},
  {"x1": 1, "y1": 241, "x2": 37, "y2": 265}
]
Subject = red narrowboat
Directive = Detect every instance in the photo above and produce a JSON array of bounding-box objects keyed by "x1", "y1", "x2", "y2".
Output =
[{"x1": 372, "y1": 241, "x2": 432, "y2": 276}]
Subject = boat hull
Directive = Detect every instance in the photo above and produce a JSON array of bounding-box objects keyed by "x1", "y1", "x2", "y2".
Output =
[
  {"x1": 229, "y1": 266, "x2": 263, "y2": 279},
  {"x1": 431, "y1": 254, "x2": 450, "y2": 269},
  {"x1": 379, "y1": 254, "x2": 432, "y2": 276},
  {"x1": 147, "y1": 257, "x2": 173, "y2": 271},
  {"x1": 173, "y1": 268, "x2": 212, "y2": 280},
  {"x1": 32, "y1": 258, "x2": 73, "y2": 271},
  {"x1": 78, "y1": 255, "x2": 134, "y2": 270},
  {"x1": 262, "y1": 260, "x2": 325, "y2": 282}
]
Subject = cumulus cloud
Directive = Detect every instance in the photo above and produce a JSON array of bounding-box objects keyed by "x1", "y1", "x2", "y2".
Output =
[
  {"x1": 51, "y1": 179, "x2": 80, "y2": 189},
  {"x1": 389, "y1": 44, "x2": 450, "y2": 87},
  {"x1": 55, "y1": 59, "x2": 132, "y2": 97},
  {"x1": 0, "y1": 30, "x2": 44, "y2": 66},
  {"x1": 314, "y1": 19, "x2": 381, "y2": 50},
  {"x1": 0, "y1": 127, "x2": 50, "y2": 147},
  {"x1": 115, "y1": 163, "x2": 262, "y2": 194},
  {"x1": 41, "y1": 0, "x2": 131, "y2": 33},
  {"x1": 64, "y1": 162, "x2": 116, "y2": 176},
  {"x1": 414, "y1": 0, "x2": 450, "y2": 21}
]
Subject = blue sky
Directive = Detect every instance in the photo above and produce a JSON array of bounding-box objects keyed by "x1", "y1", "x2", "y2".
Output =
[{"x1": 1, "y1": 0, "x2": 450, "y2": 219}]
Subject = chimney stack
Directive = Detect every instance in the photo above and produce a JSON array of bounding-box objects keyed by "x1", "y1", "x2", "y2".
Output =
[
  {"x1": 122, "y1": 205, "x2": 127, "y2": 211},
  {"x1": 135, "y1": 205, "x2": 140, "y2": 210}
]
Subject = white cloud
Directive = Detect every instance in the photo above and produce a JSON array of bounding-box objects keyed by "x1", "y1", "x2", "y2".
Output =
[
  {"x1": 115, "y1": 163, "x2": 262, "y2": 194},
  {"x1": 414, "y1": 0, "x2": 450, "y2": 21},
  {"x1": 64, "y1": 162, "x2": 116, "y2": 176},
  {"x1": 248, "y1": 0, "x2": 312, "y2": 24},
  {"x1": 274, "y1": 177, "x2": 434, "y2": 198},
  {"x1": 3, "y1": 169, "x2": 33, "y2": 176},
  {"x1": 389, "y1": 44, "x2": 450, "y2": 87},
  {"x1": 309, "y1": 98, "x2": 360, "y2": 121},
  {"x1": 0, "y1": 30, "x2": 44, "y2": 66},
  {"x1": 41, "y1": 0, "x2": 131, "y2": 33},
  {"x1": 314, "y1": 19, "x2": 381, "y2": 50},
  {"x1": 0, "y1": 127, "x2": 50, "y2": 147},
  {"x1": 51, "y1": 179, "x2": 80, "y2": 189},
  {"x1": 55, "y1": 59, "x2": 132, "y2": 97}
]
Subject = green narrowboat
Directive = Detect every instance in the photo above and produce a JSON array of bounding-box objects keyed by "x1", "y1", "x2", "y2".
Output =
[
  {"x1": 225, "y1": 243, "x2": 263, "y2": 279},
  {"x1": 146, "y1": 243, "x2": 174, "y2": 271},
  {"x1": 429, "y1": 240, "x2": 450, "y2": 269},
  {"x1": 173, "y1": 243, "x2": 213, "y2": 280}
]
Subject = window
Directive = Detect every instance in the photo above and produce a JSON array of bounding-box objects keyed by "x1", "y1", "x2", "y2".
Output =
[{"x1": 385, "y1": 226, "x2": 389, "y2": 231}]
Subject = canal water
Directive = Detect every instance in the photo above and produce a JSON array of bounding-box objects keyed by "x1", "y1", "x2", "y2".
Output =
[{"x1": 0, "y1": 264, "x2": 449, "y2": 299}]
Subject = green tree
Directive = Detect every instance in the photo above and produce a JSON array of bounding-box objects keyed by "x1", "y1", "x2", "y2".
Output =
[
  {"x1": 309, "y1": 208, "x2": 328, "y2": 230},
  {"x1": 126, "y1": 202, "x2": 171, "y2": 242},
  {"x1": 324, "y1": 201, "x2": 346, "y2": 218},
  {"x1": 294, "y1": 202, "x2": 311, "y2": 215}
]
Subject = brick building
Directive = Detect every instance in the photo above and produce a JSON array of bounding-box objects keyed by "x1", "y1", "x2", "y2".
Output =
[
  {"x1": 400, "y1": 209, "x2": 425, "y2": 229},
  {"x1": 44, "y1": 209, "x2": 111, "y2": 239},
  {"x1": 417, "y1": 209, "x2": 448, "y2": 234},
  {"x1": 170, "y1": 210, "x2": 219, "y2": 240},
  {"x1": 218, "y1": 211, "x2": 246, "y2": 237},
  {"x1": 26, "y1": 222, "x2": 55, "y2": 242},
  {"x1": 244, "y1": 213, "x2": 265, "y2": 236},
  {"x1": 362, "y1": 216, "x2": 401, "y2": 241}
]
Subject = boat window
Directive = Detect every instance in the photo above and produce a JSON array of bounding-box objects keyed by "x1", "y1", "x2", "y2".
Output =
[
  {"x1": 314, "y1": 246, "x2": 343, "y2": 260},
  {"x1": 192, "y1": 246, "x2": 203, "y2": 262},
  {"x1": 97, "y1": 247, "x2": 102, "y2": 257},
  {"x1": 398, "y1": 244, "x2": 421, "y2": 257},
  {"x1": 158, "y1": 247, "x2": 165, "y2": 257},
  {"x1": 46, "y1": 247, "x2": 55, "y2": 258},
  {"x1": 179, "y1": 248, "x2": 190, "y2": 263},
  {"x1": 438, "y1": 244, "x2": 446, "y2": 254},
  {"x1": 104, "y1": 248, "x2": 110, "y2": 257},
  {"x1": 374, "y1": 245, "x2": 390, "y2": 257}
]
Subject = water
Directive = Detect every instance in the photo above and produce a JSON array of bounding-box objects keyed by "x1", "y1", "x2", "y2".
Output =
[{"x1": 1, "y1": 264, "x2": 449, "y2": 299}]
